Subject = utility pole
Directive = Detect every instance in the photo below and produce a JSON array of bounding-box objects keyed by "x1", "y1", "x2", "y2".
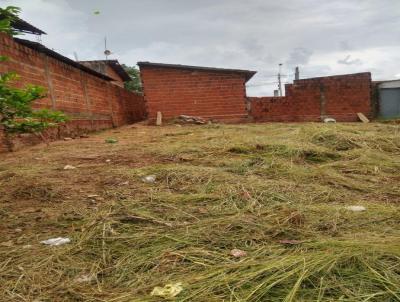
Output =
[{"x1": 278, "y1": 63, "x2": 283, "y2": 97}]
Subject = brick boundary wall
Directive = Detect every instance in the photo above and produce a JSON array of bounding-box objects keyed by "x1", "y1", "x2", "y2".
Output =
[
  {"x1": 248, "y1": 73, "x2": 372, "y2": 122},
  {"x1": 0, "y1": 126, "x2": 7, "y2": 153},
  {"x1": 139, "y1": 65, "x2": 251, "y2": 123},
  {"x1": 0, "y1": 33, "x2": 146, "y2": 152}
]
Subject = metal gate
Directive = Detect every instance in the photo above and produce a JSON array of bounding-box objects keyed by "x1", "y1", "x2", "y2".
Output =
[{"x1": 380, "y1": 88, "x2": 400, "y2": 119}]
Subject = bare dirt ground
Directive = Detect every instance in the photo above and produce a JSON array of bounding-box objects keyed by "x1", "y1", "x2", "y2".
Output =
[{"x1": 0, "y1": 122, "x2": 399, "y2": 301}]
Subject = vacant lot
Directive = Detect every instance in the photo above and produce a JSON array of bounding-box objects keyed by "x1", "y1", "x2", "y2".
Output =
[{"x1": 0, "y1": 122, "x2": 399, "y2": 301}]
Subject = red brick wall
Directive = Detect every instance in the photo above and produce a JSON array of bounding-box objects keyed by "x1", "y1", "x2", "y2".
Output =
[
  {"x1": 140, "y1": 65, "x2": 249, "y2": 122},
  {"x1": 0, "y1": 33, "x2": 146, "y2": 151},
  {"x1": 249, "y1": 73, "x2": 372, "y2": 122},
  {"x1": 0, "y1": 126, "x2": 6, "y2": 153},
  {"x1": 105, "y1": 65, "x2": 125, "y2": 87}
]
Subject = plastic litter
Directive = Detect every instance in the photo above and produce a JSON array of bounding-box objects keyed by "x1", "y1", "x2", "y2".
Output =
[
  {"x1": 142, "y1": 175, "x2": 156, "y2": 183},
  {"x1": 76, "y1": 274, "x2": 95, "y2": 283},
  {"x1": 41, "y1": 237, "x2": 71, "y2": 246},
  {"x1": 179, "y1": 115, "x2": 206, "y2": 124},
  {"x1": 63, "y1": 165, "x2": 76, "y2": 170},
  {"x1": 323, "y1": 118, "x2": 336, "y2": 123},
  {"x1": 151, "y1": 282, "x2": 183, "y2": 299},
  {"x1": 230, "y1": 249, "x2": 247, "y2": 258},
  {"x1": 346, "y1": 206, "x2": 366, "y2": 212}
]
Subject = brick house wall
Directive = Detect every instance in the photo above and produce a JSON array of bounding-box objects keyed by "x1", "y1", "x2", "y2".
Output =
[
  {"x1": 106, "y1": 65, "x2": 125, "y2": 87},
  {"x1": 0, "y1": 33, "x2": 146, "y2": 151},
  {"x1": 139, "y1": 62, "x2": 255, "y2": 122},
  {"x1": 80, "y1": 61, "x2": 126, "y2": 87},
  {"x1": 0, "y1": 126, "x2": 6, "y2": 153},
  {"x1": 248, "y1": 73, "x2": 372, "y2": 122}
]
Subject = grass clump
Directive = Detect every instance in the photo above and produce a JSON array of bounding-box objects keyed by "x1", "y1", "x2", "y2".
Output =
[
  {"x1": 311, "y1": 131, "x2": 360, "y2": 151},
  {"x1": 0, "y1": 122, "x2": 399, "y2": 301}
]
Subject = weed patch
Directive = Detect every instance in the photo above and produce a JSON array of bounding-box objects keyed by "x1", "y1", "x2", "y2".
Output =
[{"x1": 0, "y1": 123, "x2": 399, "y2": 301}]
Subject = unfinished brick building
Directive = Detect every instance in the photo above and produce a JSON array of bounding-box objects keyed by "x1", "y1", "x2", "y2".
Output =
[
  {"x1": 138, "y1": 62, "x2": 256, "y2": 122},
  {"x1": 248, "y1": 72, "x2": 372, "y2": 122},
  {"x1": 79, "y1": 60, "x2": 131, "y2": 87},
  {"x1": 139, "y1": 61, "x2": 373, "y2": 123}
]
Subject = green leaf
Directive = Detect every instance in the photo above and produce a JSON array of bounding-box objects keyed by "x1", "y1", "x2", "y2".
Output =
[
  {"x1": 122, "y1": 64, "x2": 142, "y2": 93},
  {"x1": 0, "y1": 71, "x2": 68, "y2": 134},
  {"x1": 0, "y1": 6, "x2": 22, "y2": 36}
]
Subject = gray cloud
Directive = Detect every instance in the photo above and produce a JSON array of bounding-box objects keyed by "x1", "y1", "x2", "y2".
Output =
[
  {"x1": 338, "y1": 55, "x2": 362, "y2": 66},
  {"x1": 3, "y1": 0, "x2": 400, "y2": 96},
  {"x1": 339, "y1": 41, "x2": 351, "y2": 51},
  {"x1": 286, "y1": 48, "x2": 313, "y2": 67}
]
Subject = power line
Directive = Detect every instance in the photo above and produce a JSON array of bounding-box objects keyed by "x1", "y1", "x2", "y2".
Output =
[
  {"x1": 247, "y1": 81, "x2": 278, "y2": 86},
  {"x1": 246, "y1": 82, "x2": 289, "y2": 87},
  {"x1": 257, "y1": 74, "x2": 293, "y2": 79},
  {"x1": 247, "y1": 74, "x2": 295, "y2": 86},
  {"x1": 248, "y1": 80, "x2": 279, "y2": 84},
  {"x1": 256, "y1": 74, "x2": 278, "y2": 78}
]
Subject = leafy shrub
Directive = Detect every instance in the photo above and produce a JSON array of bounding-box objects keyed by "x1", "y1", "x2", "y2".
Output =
[{"x1": 0, "y1": 6, "x2": 68, "y2": 150}]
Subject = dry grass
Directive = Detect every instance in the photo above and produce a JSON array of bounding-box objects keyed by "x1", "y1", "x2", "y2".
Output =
[{"x1": 0, "y1": 122, "x2": 399, "y2": 301}]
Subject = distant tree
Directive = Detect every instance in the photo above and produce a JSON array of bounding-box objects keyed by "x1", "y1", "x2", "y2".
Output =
[
  {"x1": 0, "y1": 6, "x2": 68, "y2": 151},
  {"x1": 122, "y1": 64, "x2": 142, "y2": 93}
]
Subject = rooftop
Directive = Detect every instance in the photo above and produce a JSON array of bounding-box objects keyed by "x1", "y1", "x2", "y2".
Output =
[
  {"x1": 79, "y1": 60, "x2": 132, "y2": 82},
  {"x1": 137, "y1": 61, "x2": 257, "y2": 82},
  {"x1": 294, "y1": 72, "x2": 371, "y2": 82},
  {"x1": 14, "y1": 38, "x2": 113, "y2": 81},
  {"x1": 0, "y1": 13, "x2": 46, "y2": 35}
]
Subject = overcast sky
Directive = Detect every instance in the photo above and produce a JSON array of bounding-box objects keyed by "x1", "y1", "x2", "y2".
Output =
[{"x1": 4, "y1": 0, "x2": 400, "y2": 95}]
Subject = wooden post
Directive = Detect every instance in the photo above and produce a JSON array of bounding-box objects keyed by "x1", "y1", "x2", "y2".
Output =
[{"x1": 156, "y1": 111, "x2": 162, "y2": 126}]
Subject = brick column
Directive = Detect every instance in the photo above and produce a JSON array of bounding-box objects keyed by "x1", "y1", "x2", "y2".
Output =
[
  {"x1": 0, "y1": 125, "x2": 13, "y2": 153},
  {"x1": 319, "y1": 82, "x2": 327, "y2": 119},
  {"x1": 42, "y1": 54, "x2": 56, "y2": 109},
  {"x1": 80, "y1": 71, "x2": 94, "y2": 129},
  {"x1": 106, "y1": 83, "x2": 116, "y2": 127}
]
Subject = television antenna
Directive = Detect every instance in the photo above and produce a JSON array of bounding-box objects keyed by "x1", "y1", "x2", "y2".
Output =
[{"x1": 104, "y1": 36, "x2": 112, "y2": 60}]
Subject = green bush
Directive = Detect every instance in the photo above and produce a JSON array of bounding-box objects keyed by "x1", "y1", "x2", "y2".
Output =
[{"x1": 0, "y1": 6, "x2": 68, "y2": 151}]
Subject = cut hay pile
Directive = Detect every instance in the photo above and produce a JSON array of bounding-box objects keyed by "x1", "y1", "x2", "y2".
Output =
[{"x1": 0, "y1": 123, "x2": 399, "y2": 301}]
